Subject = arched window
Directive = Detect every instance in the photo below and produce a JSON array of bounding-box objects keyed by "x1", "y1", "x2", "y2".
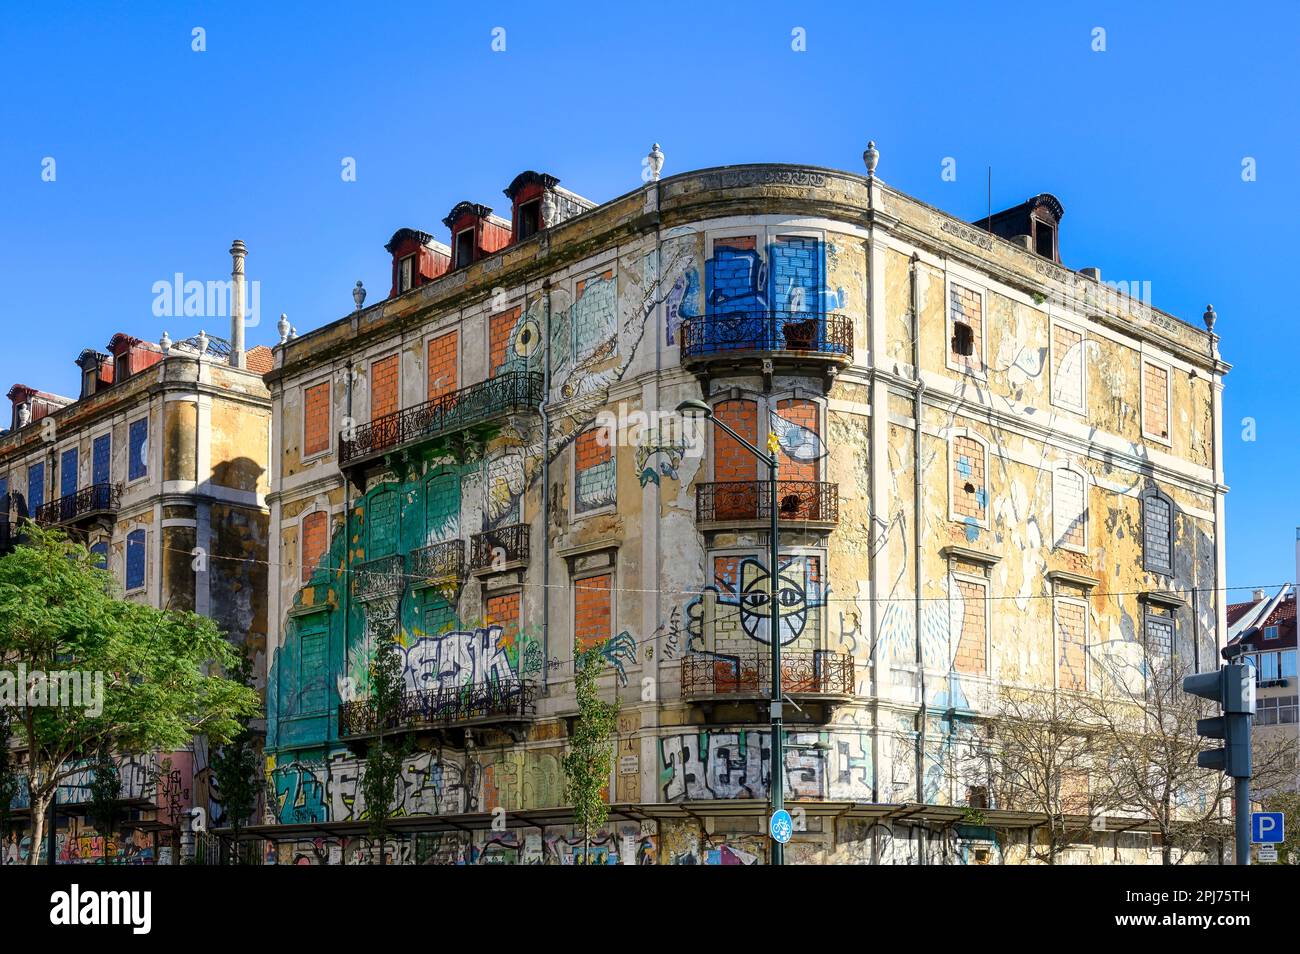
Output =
[
  {"x1": 1052, "y1": 463, "x2": 1088, "y2": 552},
  {"x1": 948, "y1": 431, "x2": 990, "y2": 529},
  {"x1": 125, "y1": 529, "x2": 146, "y2": 591},
  {"x1": 1142, "y1": 489, "x2": 1174, "y2": 576}
]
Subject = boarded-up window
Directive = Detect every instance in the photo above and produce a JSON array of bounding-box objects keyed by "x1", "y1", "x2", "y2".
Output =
[
  {"x1": 1142, "y1": 360, "x2": 1170, "y2": 441},
  {"x1": 126, "y1": 528, "x2": 146, "y2": 591},
  {"x1": 427, "y1": 330, "x2": 459, "y2": 399},
  {"x1": 129, "y1": 418, "x2": 149, "y2": 480},
  {"x1": 303, "y1": 381, "x2": 331, "y2": 457},
  {"x1": 574, "y1": 426, "x2": 616, "y2": 514},
  {"x1": 370, "y1": 354, "x2": 399, "y2": 422},
  {"x1": 1053, "y1": 466, "x2": 1087, "y2": 551},
  {"x1": 774, "y1": 398, "x2": 819, "y2": 482},
  {"x1": 486, "y1": 591, "x2": 521, "y2": 654},
  {"x1": 951, "y1": 435, "x2": 987, "y2": 522},
  {"x1": 1143, "y1": 491, "x2": 1174, "y2": 575},
  {"x1": 1051, "y1": 323, "x2": 1084, "y2": 410},
  {"x1": 489, "y1": 307, "x2": 519, "y2": 377},
  {"x1": 953, "y1": 578, "x2": 988, "y2": 675},
  {"x1": 301, "y1": 511, "x2": 328, "y2": 583},
  {"x1": 299, "y1": 627, "x2": 327, "y2": 713},
  {"x1": 1056, "y1": 598, "x2": 1088, "y2": 690},
  {"x1": 574, "y1": 573, "x2": 612, "y2": 652},
  {"x1": 1145, "y1": 612, "x2": 1174, "y2": 662},
  {"x1": 367, "y1": 490, "x2": 399, "y2": 558},
  {"x1": 949, "y1": 282, "x2": 983, "y2": 371},
  {"x1": 27, "y1": 462, "x2": 44, "y2": 510}
]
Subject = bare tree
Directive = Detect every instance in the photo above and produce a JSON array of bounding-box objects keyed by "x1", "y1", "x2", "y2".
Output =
[
  {"x1": 977, "y1": 686, "x2": 1117, "y2": 864},
  {"x1": 1081, "y1": 643, "x2": 1298, "y2": 864}
]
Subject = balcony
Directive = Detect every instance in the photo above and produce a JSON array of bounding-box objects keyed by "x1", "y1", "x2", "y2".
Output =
[
  {"x1": 350, "y1": 554, "x2": 407, "y2": 603},
  {"x1": 679, "y1": 311, "x2": 853, "y2": 385},
  {"x1": 34, "y1": 483, "x2": 121, "y2": 530},
  {"x1": 337, "y1": 681, "x2": 538, "y2": 739},
  {"x1": 339, "y1": 370, "x2": 543, "y2": 489},
  {"x1": 470, "y1": 523, "x2": 529, "y2": 574},
  {"x1": 695, "y1": 480, "x2": 838, "y2": 528},
  {"x1": 682, "y1": 650, "x2": 855, "y2": 706},
  {"x1": 409, "y1": 539, "x2": 465, "y2": 591}
]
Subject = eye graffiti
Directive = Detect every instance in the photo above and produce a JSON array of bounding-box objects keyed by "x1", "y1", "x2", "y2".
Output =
[{"x1": 685, "y1": 556, "x2": 827, "y2": 648}]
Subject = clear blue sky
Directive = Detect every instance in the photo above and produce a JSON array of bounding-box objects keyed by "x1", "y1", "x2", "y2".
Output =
[{"x1": 2, "y1": 1, "x2": 1295, "y2": 593}]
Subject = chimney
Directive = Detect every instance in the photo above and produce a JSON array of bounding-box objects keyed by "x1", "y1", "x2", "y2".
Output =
[
  {"x1": 974, "y1": 193, "x2": 1064, "y2": 262},
  {"x1": 1253, "y1": 589, "x2": 1267, "y2": 602},
  {"x1": 1079, "y1": 267, "x2": 1101, "y2": 282},
  {"x1": 229, "y1": 239, "x2": 247, "y2": 369}
]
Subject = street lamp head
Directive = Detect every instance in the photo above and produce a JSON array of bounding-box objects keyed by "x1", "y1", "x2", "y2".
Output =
[{"x1": 675, "y1": 399, "x2": 712, "y2": 419}]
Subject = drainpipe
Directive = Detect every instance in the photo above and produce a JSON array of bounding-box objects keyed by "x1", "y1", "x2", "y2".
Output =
[
  {"x1": 540, "y1": 281, "x2": 552, "y2": 692},
  {"x1": 910, "y1": 253, "x2": 927, "y2": 810},
  {"x1": 342, "y1": 358, "x2": 353, "y2": 712}
]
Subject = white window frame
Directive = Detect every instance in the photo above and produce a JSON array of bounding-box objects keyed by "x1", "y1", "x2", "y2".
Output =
[
  {"x1": 947, "y1": 428, "x2": 991, "y2": 529},
  {"x1": 571, "y1": 421, "x2": 618, "y2": 521},
  {"x1": 944, "y1": 274, "x2": 988, "y2": 378},
  {"x1": 1051, "y1": 461, "x2": 1090, "y2": 554},
  {"x1": 453, "y1": 227, "x2": 475, "y2": 269},
  {"x1": 1140, "y1": 356, "x2": 1173, "y2": 446},
  {"x1": 299, "y1": 374, "x2": 333, "y2": 464},
  {"x1": 1052, "y1": 594, "x2": 1091, "y2": 692},
  {"x1": 1048, "y1": 315, "x2": 1088, "y2": 414},
  {"x1": 950, "y1": 571, "x2": 991, "y2": 677}
]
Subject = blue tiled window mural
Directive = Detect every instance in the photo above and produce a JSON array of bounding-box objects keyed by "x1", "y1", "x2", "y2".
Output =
[
  {"x1": 27, "y1": 462, "x2": 45, "y2": 511},
  {"x1": 126, "y1": 528, "x2": 146, "y2": 590},
  {"x1": 93, "y1": 433, "x2": 111, "y2": 486},
  {"x1": 89, "y1": 540, "x2": 108, "y2": 570},
  {"x1": 129, "y1": 418, "x2": 148, "y2": 481},
  {"x1": 60, "y1": 447, "x2": 78, "y2": 499}
]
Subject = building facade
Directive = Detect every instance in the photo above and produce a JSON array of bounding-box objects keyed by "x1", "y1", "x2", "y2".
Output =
[
  {"x1": 0, "y1": 248, "x2": 273, "y2": 862},
  {"x1": 261, "y1": 157, "x2": 1228, "y2": 865}
]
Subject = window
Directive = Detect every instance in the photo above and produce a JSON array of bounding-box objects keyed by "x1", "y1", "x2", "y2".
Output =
[
  {"x1": 1050, "y1": 320, "x2": 1086, "y2": 412},
  {"x1": 27, "y1": 462, "x2": 45, "y2": 511},
  {"x1": 1055, "y1": 596, "x2": 1089, "y2": 690},
  {"x1": 949, "y1": 432, "x2": 989, "y2": 527},
  {"x1": 517, "y1": 199, "x2": 541, "y2": 240},
  {"x1": 1257, "y1": 696, "x2": 1299, "y2": 726},
  {"x1": 397, "y1": 255, "x2": 415, "y2": 293},
  {"x1": 427, "y1": 330, "x2": 459, "y2": 400},
  {"x1": 952, "y1": 576, "x2": 989, "y2": 675},
  {"x1": 1035, "y1": 222, "x2": 1055, "y2": 259},
  {"x1": 128, "y1": 418, "x2": 149, "y2": 481},
  {"x1": 947, "y1": 281, "x2": 984, "y2": 373},
  {"x1": 1255, "y1": 651, "x2": 1281, "y2": 682},
  {"x1": 302, "y1": 381, "x2": 331, "y2": 458},
  {"x1": 89, "y1": 540, "x2": 108, "y2": 570},
  {"x1": 1142, "y1": 490, "x2": 1174, "y2": 576},
  {"x1": 1052, "y1": 464, "x2": 1088, "y2": 552},
  {"x1": 1145, "y1": 611, "x2": 1175, "y2": 663},
  {"x1": 367, "y1": 489, "x2": 399, "y2": 558},
  {"x1": 485, "y1": 591, "x2": 521, "y2": 653},
  {"x1": 574, "y1": 425, "x2": 616, "y2": 515},
  {"x1": 454, "y1": 228, "x2": 475, "y2": 269},
  {"x1": 301, "y1": 511, "x2": 329, "y2": 583},
  {"x1": 59, "y1": 447, "x2": 78, "y2": 500},
  {"x1": 92, "y1": 433, "x2": 111, "y2": 486},
  {"x1": 1263, "y1": 625, "x2": 1280, "y2": 641},
  {"x1": 1283, "y1": 650, "x2": 1298, "y2": 679},
  {"x1": 489, "y1": 307, "x2": 520, "y2": 377},
  {"x1": 125, "y1": 528, "x2": 146, "y2": 591},
  {"x1": 574, "y1": 573, "x2": 613, "y2": 652},
  {"x1": 298, "y1": 621, "x2": 328, "y2": 714},
  {"x1": 370, "y1": 354, "x2": 399, "y2": 422},
  {"x1": 1141, "y1": 359, "x2": 1171, "y2": 443}
]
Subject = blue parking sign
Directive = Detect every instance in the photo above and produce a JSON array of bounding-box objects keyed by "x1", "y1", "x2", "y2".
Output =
[
  {"x1": 1252, "y1": 812, "x2": 1284, "y2": 844},
  {"x1": 769, "y1": 809, "x2": 793, "y2": 844}
]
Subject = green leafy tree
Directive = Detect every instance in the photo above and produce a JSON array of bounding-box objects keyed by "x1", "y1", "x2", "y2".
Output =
[
  {"x1": 208, "y1": 648, "x2": 261, "y2": 864},
  {"x1": 360, "y1": 638, "x2": 407, "y2": 864},
  {"x1": 0, "y1": 525, "x2": 258, "y2": 864},
  {"x1": 84, "y1": 746, "x2": 125, "y2": 860},
  {"x1": 563, "y1": 646, "x2": 619, "y2": 863}
]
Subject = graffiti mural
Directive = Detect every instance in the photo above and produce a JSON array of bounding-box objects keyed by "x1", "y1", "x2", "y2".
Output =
[
  {"x1": 685, "y1": 555, "x2": 828, "y2": 648},
  {"x1": 402, "y1": 625, "x2": 518, "y2": 693}
]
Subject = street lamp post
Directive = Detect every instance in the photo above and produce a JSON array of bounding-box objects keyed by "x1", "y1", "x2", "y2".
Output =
[{"x1": 677, "y1": 399, "x2": 785, "y2": 865}]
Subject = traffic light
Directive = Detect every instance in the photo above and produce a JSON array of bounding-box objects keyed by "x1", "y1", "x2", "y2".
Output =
[{"x1": 1183, "y1": 663, "x2": 1254, "y2": 779}]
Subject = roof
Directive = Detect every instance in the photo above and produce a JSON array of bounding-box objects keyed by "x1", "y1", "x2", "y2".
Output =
[
  {"x1": 246, "y1": 345, "x2": 274, "y2": 375},
  {"x1": 1229, "y1": 589, "x2": 1296, "y2": 652}
]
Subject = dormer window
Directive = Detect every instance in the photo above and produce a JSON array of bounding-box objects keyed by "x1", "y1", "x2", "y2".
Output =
[
  {"x1": 517, "y1": 199, "x2": 542, "y2": 241},
  {"x1": 1035, "y1": 221, "x2": 1055, "y2": 259},
  {"x1": 454, "y1": 228, "x2": 475, "y2": 269},
  {"x1": 1264, "y1": 625, "x2": 1280, "y2": 641},
  {"x1": 397, "y1": 254, "x2": 415, "y2": 293}
]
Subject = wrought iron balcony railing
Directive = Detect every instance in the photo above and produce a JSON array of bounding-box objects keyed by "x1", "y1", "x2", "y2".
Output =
[
  {"x1": 679, "y1": 311, "x2": 853, "y2": 362},
  {"x1": 695, "y1": 480, "x2": 838, "y2": 524},
  {"x1": 34, "y1": 483, "x2": 121, "y2": 527},
  {"x1": 350, "y1": 554, "x2": 407, "y2": 602},
  {"x1": 471, "y1": 523, "x2": 530, "y2": 571},
  {"x1": 338, "y1": 681, "x2": 538, "y2": 737},
  {"x1": 339, "y1": 370, "x2": 543, "y2": 467},
  {"x1": 409, "y1": 539, "x2": 465, "y2": 586},
  {"x1": 681, "y1": 650, "x2": 854, "y2": 700}
]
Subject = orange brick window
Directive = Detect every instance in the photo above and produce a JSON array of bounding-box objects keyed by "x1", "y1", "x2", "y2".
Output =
[
  {"x1": 574, "y1": 573, "x2": 612, "y2": 652},
  {"x1": 1051, "y1": 324, "x2": 1084, "y2": 409},
  {"x1": 1056, "y1": 598, "x2": 1088, "y2": 690},
  {"x1": 713, "y1": 399, "x2": 759, "y2": 482},
  {"x1": 486, "y1": 591, "x2": 521, "y2": 654},
  {"x1": 949, "y1": 282, "x2": 983, "y2": 371},
  {"x1": 574, "y1": 426, "x2": 616, "y2": 513},
  {"x1": 1143, "y1": 361, "x2": 1170, "y2": 440},
  {"x1": 370, "y1": 354, "x2": 399, "y2": 422},
  {"x1": 427, "y1": 330, "x2": 458, "y2": 401},
  {"x1": 301, "y1": 510, "x2": 328, "y2": 583},
  {"x1": 302, "y1": 381, "x2": 331, "y2": 457},
  {"x1": 774, "y1": 398, "x2": 819, "y2": 482},
  {"x1": 489, "y1": 306, "x2": 521, "y2": 377},
  {"x1": 951, "y1": 435, "x2": 987, "y2": 522},
  {"x1": 953, "y1": 579, "x2": 988, "y2": 675}
]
